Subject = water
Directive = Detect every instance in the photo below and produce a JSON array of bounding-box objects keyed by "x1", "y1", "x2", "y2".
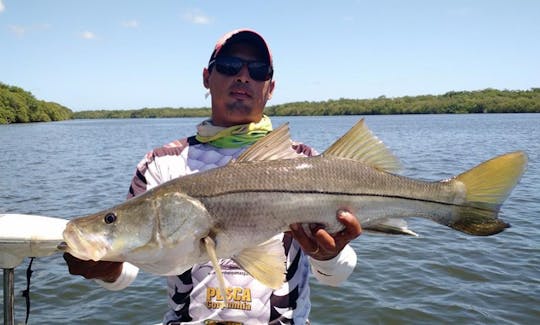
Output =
[{"x1": 1, "y1": 114, "x2": 539, "y2": 324}]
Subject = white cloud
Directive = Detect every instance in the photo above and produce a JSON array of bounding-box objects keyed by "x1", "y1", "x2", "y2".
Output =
[
  {"x1": 8, "y1": 23, "x2": 50, "y2": 37},
  {"x1": 182, "y1": 9, "x2": 211, "y2": 25},
  {"x1": 122, "y1": 19, "x2": 139, "y2": 28},
  {"x1": 0, "y1": 0, "x2": 5, "y2": 13},
  {"x1": 9, "y1": 25, "x2": 26, "y2": 37},
  {"x1": 81, "y1": 31, "x2": 97, "y2": 40}
]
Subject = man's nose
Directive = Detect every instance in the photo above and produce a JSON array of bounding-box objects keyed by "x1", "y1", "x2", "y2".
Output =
[{"x1": 235, "y1": 64, "x2": 251, "y2": 83}]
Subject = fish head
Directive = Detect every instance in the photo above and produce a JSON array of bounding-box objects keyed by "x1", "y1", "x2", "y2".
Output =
[
  {"x1": 62, "y1": 194, "x2": 158, "y2": 262},
  {"x1": 63, "y1": 189, "x2": 213, "y2": 267}
]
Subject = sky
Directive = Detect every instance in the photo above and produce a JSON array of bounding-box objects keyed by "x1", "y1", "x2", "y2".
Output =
[{"x1": 1, "y1": 0, "x2": 539, "y2": 111}]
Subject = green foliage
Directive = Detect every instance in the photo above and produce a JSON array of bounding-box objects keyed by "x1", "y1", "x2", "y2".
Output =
[
  {"x1": 73, "y1": 88, "x2": 540, "y2": 120},
  {"x1": 2, "y1": 83, "x2": 539, "y2": 124},
  {"x1": 0, "y1": 82, "x2": 73, "y2": 124},
  {"x1": 265, "y1": 88, "x2": 540, "y2": 116},
  {"x1": 73, "y1": 107, "x2": 211, "y2": 119}
]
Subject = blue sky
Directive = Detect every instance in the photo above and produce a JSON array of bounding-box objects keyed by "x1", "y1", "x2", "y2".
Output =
[{"x1": 1, "y1": 0, "x2": 539, "y2": 111}]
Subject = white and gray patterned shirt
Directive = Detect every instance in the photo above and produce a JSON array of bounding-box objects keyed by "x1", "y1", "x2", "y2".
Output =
[{"x1": 103, "y1": 135, "x2": 357, "y2": 325}]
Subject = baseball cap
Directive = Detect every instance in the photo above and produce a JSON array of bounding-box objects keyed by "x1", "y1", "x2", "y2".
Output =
[{"x1": 208, "y1": 29, "x2": 273, "y2": 69}]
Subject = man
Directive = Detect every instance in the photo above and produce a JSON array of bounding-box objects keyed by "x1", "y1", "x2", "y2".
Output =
[{"x1": 64, "y1": 29, "x2": 362, "y2": 324}]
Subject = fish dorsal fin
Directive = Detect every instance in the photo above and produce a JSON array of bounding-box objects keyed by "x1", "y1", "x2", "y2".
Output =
[
  {"x1": 232, "y1": 237, "x2": 286, "y2": 289},
  {"x1": 323, "y1": 118, "x2": 401, "y2": 173},
  {"x1": 234, "y1": 123, "x2": 301, "y2": 163}
]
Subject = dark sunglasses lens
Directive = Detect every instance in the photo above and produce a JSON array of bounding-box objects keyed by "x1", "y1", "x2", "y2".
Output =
[
  {"x1": 215, "y1": 57, "x2": 243, "y2": 76},
  {"x1": 247, "y1": 62, "x2": 271, "y2": 81},
  {"x1": 214, "y1": 57, "x2": 271, "y2": 81}
]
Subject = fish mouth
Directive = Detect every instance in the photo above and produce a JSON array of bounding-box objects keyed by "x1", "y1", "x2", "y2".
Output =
[{"x1": 62, "y1": 221, "x2": 110, "y2": 261}]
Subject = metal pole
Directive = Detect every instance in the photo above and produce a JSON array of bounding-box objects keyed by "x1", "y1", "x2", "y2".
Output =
[{"x1": 3, "y1": 268, "x2": 15, "y2": 325}]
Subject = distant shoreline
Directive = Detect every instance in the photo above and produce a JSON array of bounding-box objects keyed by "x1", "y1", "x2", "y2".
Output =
[
  {"x1": 71, "y1": 88, "x2": 540, "y2": 120},
  {"x1": 2, "y1": 84, "x2": 539, "y2": 124}
]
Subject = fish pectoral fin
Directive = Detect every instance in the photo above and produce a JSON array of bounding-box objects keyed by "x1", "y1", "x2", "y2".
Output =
[
  {"x1": 232, "y1": 237, "x2": 286, "y2": 290},
  {"x1": 322, "y1": 118, "x2": 401, "y2": 173},
  {"x1": 203, "y1": 236, "x2": 227, "y2": 307}
]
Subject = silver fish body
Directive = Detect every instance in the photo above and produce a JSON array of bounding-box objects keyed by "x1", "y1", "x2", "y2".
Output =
[
  {"x1": 63, "y1": 119, "x2": 527, "y2": 288},
  {"x1": 179, "y1": 155, "x2": 462, "y2": 249}
]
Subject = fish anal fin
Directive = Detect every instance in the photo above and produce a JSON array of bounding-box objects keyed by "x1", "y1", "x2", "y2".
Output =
[
  {"x1": 323, "y1": 118, "x2": 401, "y2": 173},
  {"x1": 364, "y1": 218, "x2": 419, "y2": 236},
  {"x1": 234, "y1": 123, "x2": 302, "y2": 163},
  {"x1": 232, "y1": 237, "x2": 286, "y2": 289}
]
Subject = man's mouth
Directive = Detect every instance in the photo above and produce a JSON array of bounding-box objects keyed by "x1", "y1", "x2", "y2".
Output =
[{"x1": 230, "y1": 87, "x2": 252, "y2": 99}]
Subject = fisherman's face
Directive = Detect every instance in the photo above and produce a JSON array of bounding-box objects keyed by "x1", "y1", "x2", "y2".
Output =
[{"x1": 203, "y1": 42, "x2": 275, "y2": 127}]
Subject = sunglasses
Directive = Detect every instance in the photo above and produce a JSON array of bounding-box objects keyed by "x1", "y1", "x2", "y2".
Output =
[{"x1": 209, "y1": 56, "x2": 273, "y2": 81}]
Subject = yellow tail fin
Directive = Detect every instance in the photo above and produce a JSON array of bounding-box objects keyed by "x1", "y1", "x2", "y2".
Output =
[
  {"x1": 450, "y1": 151, "x2": 527, "y2": 235},
  {"x1": 456, "y1": 151, "x2": 527, "y2": 207}
]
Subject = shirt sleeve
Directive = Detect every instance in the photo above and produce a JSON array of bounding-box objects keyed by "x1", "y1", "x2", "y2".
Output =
[
  {"x1": 309, "y1": 244, "x2": 357, "y2": 286},
  {"x1": 94, "y1": 262, "x2": 139, "y2": 291}
]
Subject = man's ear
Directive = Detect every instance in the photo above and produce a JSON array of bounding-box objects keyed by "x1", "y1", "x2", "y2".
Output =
[
  {"x1": 266, "y1": 79, "x2": 275, "y2": 100},
  {"x1": 203, "y1": 68, "x2": 210, "y2": 89}
]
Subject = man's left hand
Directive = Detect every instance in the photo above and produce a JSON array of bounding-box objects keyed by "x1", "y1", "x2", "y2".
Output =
[{"x1": 289, "y1": 209, "x2": 362, "y2": 260}]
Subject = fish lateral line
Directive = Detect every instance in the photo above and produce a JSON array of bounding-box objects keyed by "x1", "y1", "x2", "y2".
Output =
[{"x1": 194, "y1": 189, "x2": 490, "y2": 209}]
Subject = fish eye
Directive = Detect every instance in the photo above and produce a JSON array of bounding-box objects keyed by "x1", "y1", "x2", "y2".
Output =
[{"x1": 104, "y1": 212, "x2": 117, "y2": 224}]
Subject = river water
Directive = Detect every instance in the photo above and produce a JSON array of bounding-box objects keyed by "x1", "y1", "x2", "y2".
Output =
[{"x1": 1, "y1": 114, "x2": 539, "y2": 324}]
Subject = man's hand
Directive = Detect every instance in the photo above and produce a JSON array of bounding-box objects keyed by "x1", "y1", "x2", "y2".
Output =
[
  {"x1": 289, "y1": 209, "x2": 362, "y2": 260},
  {"x1": 63, "y1": 253, "x2": 123, "y2": 283}
]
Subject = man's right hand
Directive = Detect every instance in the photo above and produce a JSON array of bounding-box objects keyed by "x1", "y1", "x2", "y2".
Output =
[{"x1": 63, "y1": 253, "x2": 123, "y2": 283}]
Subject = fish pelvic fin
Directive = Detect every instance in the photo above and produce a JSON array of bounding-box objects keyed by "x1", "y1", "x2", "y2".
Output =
[
  {"x1": 232, "y1": 237, "x2": 286, "y2": 289},
  {"x1": 449, "y1": 151, "x2": 528, "y2": 236},
  {"x1": 322, "y1": 119, "x2": 401, "y2": 173},
  {"x1": 203, "y1": 236, "x2": 228, "y2": 307}
]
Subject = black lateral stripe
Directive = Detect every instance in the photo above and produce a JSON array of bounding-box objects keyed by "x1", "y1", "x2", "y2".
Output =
[{"x1": 201, "y1": 189, "x2": 467, "y2": 208}]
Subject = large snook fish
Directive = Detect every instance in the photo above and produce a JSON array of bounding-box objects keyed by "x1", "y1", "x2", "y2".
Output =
[{"x1": 63, "y1": 119, "x2": 527, "y2": 291}]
